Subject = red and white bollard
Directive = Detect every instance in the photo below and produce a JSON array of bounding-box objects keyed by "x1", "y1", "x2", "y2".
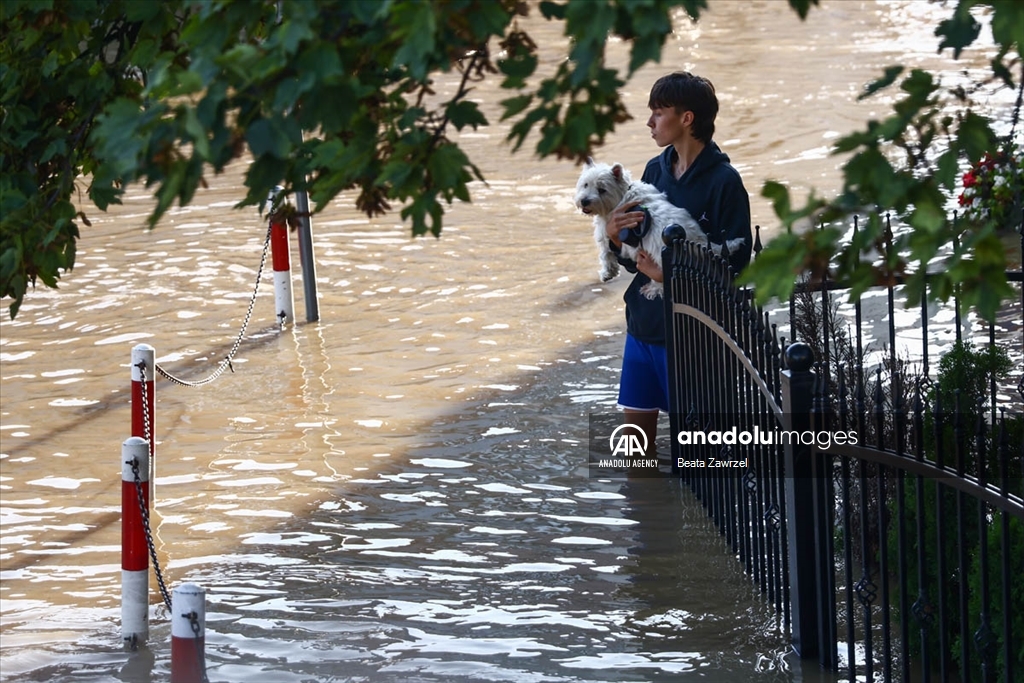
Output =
[
  {"x1": 121, "y1": 436, "x2": 150, "y2": 649},
  {"x1": 268, "y1": 188, "x2": 295, "y2": 327},
  {"x1": 171, "y1": 583, "x2": 207, "y2": 683},
  {"x1": 131, "y1": 344, "x2": 156, "y2": 495}
]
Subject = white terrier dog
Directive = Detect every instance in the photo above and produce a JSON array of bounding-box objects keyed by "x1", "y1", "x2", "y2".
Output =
[{"x1": 574, "y1": 158, "x2": 744, "y2": 299}]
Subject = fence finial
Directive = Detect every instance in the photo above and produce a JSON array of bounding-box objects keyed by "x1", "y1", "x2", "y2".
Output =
[{"x1": 785, "y1": 342, "x2": 814, "y2": 372}]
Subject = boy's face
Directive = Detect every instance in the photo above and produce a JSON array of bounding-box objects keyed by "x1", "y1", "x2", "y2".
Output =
[{"x1": 646, "y1": 106, "x2": 694, "y2": 148}]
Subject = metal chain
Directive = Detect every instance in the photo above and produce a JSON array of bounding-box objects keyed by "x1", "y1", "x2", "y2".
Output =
[
  {"x1": 134, "y1": 373, "x2": 171, "y2": 611},
  {"x1": 135, "y1": 372, "x2": 207, "y2": 673},
  {"x1": 186, "y1": 611, "x2": 211, "y2": 683},
  {"x1": 138, "y1": 361, "x2": 154, "y2": 448},
  {"x1": 133, "y1": 361, "x2": 172, "y2": 609},
  {"x1": 155, "y1": 222, "x2": 273, "y2": 387},
  {"x1": 130, "y1": 454, "x2": 172, "y2": 611},
  {"x1": 126, "y1": 226, "x2": 276, "y2": 666}
]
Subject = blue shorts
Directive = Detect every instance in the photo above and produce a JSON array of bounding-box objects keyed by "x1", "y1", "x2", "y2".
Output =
[{"x1": 618, "y1": 334, "x2": 669, "y2": 412}]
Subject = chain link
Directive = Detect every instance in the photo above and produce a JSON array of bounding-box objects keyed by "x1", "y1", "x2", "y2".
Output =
[
  {"x1": 125, "y1": 222, "x2": 274, "y2": 665},
  {"x1": 155, "y1": 222, "x2": 273, "y2": 387},
  {"x1": 185, "y1": 611, "x2": 211, "y2": 683},
  {"x1": 137, "y1": 362, "x2": 154, "y2": 449},
  {"x1": 129, "y1": 450, "x2": 172, "y2": 612}
]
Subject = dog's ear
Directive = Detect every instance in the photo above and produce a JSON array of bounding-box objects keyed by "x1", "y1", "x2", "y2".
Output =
[
  {"x1": 611, "y1": 163, "x2": 625, "y2": 180},
  {"x1": 586, "y1": 156, "x2": 595, "y2": 167}
]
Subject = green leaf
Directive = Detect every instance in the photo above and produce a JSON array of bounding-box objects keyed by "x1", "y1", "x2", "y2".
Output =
[
  {"x1": 762, "y1": 180, "x2": 791, "y2": 220},
  {"x1": 446, "y1": 100, "x2": 488, "y2": 131},
  {"x1": 787, "y1": 0, "x2": 820, "y2": 20},
  {"x1": 427, "y1": 144, "x2": 470, "y2": 195},
  {"x1": 737, "y1": 232, "x2": 804, "y2": 303},
  {"x1": 957, "y1": 111, "x2": 997, "y2": 161},
  {"x1": 39, "y1": 138, "x2": 67, "y2": 164},
  {"x1": 907, "y1": 190, "x2": 946, "y2": 234},
  {"x1": 991, "y1": 0, "x2": 1024, "y2": 52},
  {"x1": 875, "y1": 115, "x2": 905, "y2": 142},
  {"x1": 130, "y1": 38, "x2": 159, "y2": 70},
  {"x1": 935, "y1": 5, "x2": 981, "y2": 58},
  {"x1": 246, "y1": 118, "x2": 296, "y2": 160},
  {"x1": 935, "y1": 148, "x2": 959, "y2": 190},
  {"x1": 391, "y1": 1, "x2": 437, "y2": 80},
  {"x1": 900, "y1": 69, "x2": 936, "y2": 99},
  {"x1": 832, "y1": 129, "x2": 874, "y2": 154},
  {"x1": 859, "y1": 65, "x2": 904, "y2": 101},
  {"x1": 539, "y1": 1, "x2": 567, "y2": 20},
  {"x1": 563, "y1": 103, "x2": 596, "y2": 153},
  {"x1": 125, "y1": 0, "x2": 162, "y2": 21},
  {"x1": 182, "y1": 107, "x2": 210, "y2": 159},
  {"x1": 465, "y1": 1, "x2": 511, "y2": 37},
  {"x1": 500, "y1": 94, "x2": 534, "y2": 120},
  {"x1": 842, "y1": 147, "x2": 896, "y2": 198},
  {"x1": 380, "y1": 158, "x2": 416, "y2": 190}
]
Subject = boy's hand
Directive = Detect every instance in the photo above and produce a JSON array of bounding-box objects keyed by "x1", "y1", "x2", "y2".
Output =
[
  {"x1": 606, "y1": 201, "x2": 645, "y2": 245},
  {"x1": 635, "y1": 250, "x2": 663, "y2": 282}
]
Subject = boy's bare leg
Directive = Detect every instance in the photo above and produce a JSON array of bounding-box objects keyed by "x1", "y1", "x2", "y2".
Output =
[{"x1": 623, "y1": 408, "x2": 659, "y2": 459}]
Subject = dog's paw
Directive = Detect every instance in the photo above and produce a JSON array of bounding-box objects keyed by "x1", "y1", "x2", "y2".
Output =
[
  {"x1": 599, "y1": 261, "x2": 619, "y2": 282},
  {"x1": 725, "y1": 237, "x2": 747, "y2": 253},
  {"x1": 640, "y1": 281, "x2": 664, "y2": 299}
]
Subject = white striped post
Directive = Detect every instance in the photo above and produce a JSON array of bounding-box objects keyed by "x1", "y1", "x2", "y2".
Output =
[
  {"x1": 121, "y1": 436, "x2": 150, "y2": 649},
  {"x1": 268, "y1": 187, "x2": 295, "y2": 327},
  {"x1": 131, "y1": 343, "x2": 156, "y2": 496},
  {"x1": 170, "y1": 583, "x2": 207, "y2": 683}
]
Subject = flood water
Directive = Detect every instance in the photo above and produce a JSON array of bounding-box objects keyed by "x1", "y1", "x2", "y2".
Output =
[{"x1": 1, "y1": 2, "x2": 1017, "y2": 681}]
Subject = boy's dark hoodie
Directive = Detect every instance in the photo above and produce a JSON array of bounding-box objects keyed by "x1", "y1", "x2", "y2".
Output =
[{"x1": 611, "y1": 140, "x2": 752, "y2": 346}]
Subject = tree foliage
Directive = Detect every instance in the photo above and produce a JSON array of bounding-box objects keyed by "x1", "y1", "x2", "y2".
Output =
[
  {"x1": 741, "y1": 0, "x2": 1024, "y2": 320},
  {"x1": 0, "y1": 0, "x2": 1021, "y2": 319}
]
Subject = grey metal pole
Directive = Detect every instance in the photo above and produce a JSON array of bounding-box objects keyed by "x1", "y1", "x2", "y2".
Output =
[{"x1": 295, "y1": 189, "x2": 320, "y2": 322}]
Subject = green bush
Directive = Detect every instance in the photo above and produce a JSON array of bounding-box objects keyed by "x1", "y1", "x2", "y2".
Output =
[
  {"x1": 967, "y1": 514, "x2": 1024, "y2": 678},
  {"x1": 888, "y1": 340, "x2": 1023, "y2": 681}
]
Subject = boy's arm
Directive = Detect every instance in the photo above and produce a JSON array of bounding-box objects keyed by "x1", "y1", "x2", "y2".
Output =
[
  {"x1": 609, "y1": 240, "x2": 639, "y2": 273},
  {"x1": 715, "y1": 178, "x2": 753, "y2": 273}
]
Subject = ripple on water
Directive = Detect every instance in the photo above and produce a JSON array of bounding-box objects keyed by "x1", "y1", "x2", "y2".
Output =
[
  {"x1": 93, "y1": 332, "x2": 154, "y2": 345},
  {"x1": 25, "y1": 477, "x2": 99, "y2": 490},
  {"x1": 550, "y1": 536, "x2": 613, "y2": 545},
  {"x1": 409, "y1": 457, "x2": 473, "y2": 468},
  {"x1": 46, "y1": 398, "x2": 99, "y2": 407},
  {"x1": 0, "y1": 351, "x2": 35, "y2": 361}
]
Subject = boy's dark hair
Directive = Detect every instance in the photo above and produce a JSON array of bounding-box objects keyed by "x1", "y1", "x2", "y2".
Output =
[{"x1": 648, "y1": 72, "x2": 718, "y2": 144}]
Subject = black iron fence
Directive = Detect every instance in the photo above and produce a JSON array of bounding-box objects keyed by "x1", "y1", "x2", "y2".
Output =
[{"x1": 663, "y1": 222, "x2": 1024, "y2": 683}]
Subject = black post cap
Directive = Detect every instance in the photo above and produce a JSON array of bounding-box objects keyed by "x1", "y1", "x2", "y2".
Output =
[{"x1": 785, "y1": 342, "x2": 814, "y2": 372}]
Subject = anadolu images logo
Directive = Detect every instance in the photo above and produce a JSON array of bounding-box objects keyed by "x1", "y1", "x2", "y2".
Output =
[{"x1": 608, "y1": 423, "x2": 648, "y2": 458}]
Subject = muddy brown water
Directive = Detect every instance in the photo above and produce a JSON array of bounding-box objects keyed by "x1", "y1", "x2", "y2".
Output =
[{"x1": 1, "y1": 2, "x2": 1015, "y2": 681}]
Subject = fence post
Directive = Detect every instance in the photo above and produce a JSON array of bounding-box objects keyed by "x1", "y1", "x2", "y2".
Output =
[
  {"x1": 170, "y1": 583, "x2": 207, "y2": 683},
  {"x1": 295, "y1": 189, "x2": 320, "y2": 323},
  {"x1": 781, "y1": 342, "x2": 821, "y2": 658},
  {"x1": 131, "y1": 344, "x2": 155, "y2": 498},
  {"x1": 663, "y1": 234, "x2": 681, "y2": 473},
  {"x1": 268, "y1": 186, "x2": 295, "y2": 327},
  {"x1": 121, "y1": 436, "x2": 150, "y2": 649}
]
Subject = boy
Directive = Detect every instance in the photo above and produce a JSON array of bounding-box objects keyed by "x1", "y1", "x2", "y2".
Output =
[{"x1": 604, "y1": 71, "x2": 752, "y2": 457}]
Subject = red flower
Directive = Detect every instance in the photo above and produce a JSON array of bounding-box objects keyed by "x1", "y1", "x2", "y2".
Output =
[{"x1": 957, "y1": 142, "x2": 1022, "y2": 230}]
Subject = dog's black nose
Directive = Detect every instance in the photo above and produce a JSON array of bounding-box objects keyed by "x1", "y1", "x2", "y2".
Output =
[{"x1": 580, "y1": 198, "x2": 590, "y2": 208}]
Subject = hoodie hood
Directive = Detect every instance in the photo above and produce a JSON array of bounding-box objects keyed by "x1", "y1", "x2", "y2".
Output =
[{"x1": 658, "y1": 141, "x2": 731, "y2": 184}]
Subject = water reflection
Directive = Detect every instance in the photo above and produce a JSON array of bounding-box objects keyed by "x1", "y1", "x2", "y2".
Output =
[
  {"x1": 1, "y1": 1, "x2": 1015, "y2": 681},
  {"x1": 140, "y1": 354, "x2": 808, "y2": 683}
]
